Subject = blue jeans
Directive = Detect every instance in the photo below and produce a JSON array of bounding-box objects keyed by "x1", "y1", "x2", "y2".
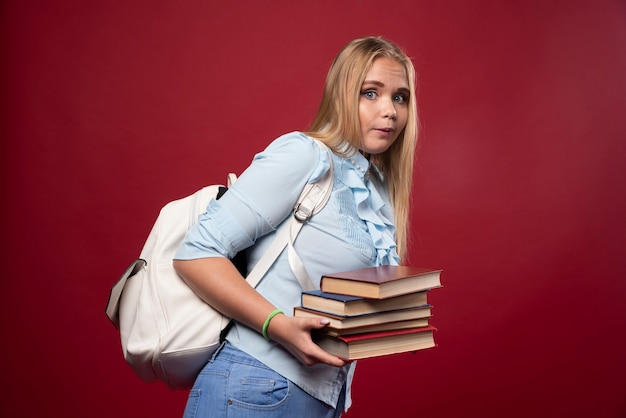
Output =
[{"x1": 183, "y1": 342, "x2": 345, "y2": 418}]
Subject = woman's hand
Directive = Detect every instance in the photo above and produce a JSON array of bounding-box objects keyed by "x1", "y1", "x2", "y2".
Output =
[{"x1": 266, "y1": 314, "x2": 348, "y2": 368}]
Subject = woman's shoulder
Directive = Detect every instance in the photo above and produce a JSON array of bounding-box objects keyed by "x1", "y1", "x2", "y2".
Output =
[
  {"x1": 265, "y1": 131, "x2": 318, "y2": 152},
  {"x1": 259, "y1": 132, "x2": 331, "y2": 183}
]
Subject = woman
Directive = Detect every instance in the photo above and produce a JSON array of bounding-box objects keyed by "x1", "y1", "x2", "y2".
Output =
[{"x1": 174, "y1": 36, "x2": 418, "y2": 417}]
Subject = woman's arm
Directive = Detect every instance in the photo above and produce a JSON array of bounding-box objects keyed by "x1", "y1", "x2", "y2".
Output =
[{"x1": 173, "y1": 257, "x2": 347, "y2": 368}]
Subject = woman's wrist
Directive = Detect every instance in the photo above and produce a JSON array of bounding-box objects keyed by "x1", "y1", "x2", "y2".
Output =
[{"x1": 262, "y1": 309, "x2": 284, "y2": 340}]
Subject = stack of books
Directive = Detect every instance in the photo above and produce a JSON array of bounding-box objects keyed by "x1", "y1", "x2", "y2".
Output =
[{"x1": 294, "y1": 265, "x2": 442, "y2": 360}]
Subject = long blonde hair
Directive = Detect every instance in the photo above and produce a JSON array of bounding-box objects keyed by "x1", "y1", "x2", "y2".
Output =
[{"x1": 306, "y1": 36, "x2": 418, "y2": 261}]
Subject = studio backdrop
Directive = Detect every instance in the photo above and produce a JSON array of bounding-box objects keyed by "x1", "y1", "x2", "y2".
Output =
[{"x1": 2, "y1": 1, "x2": 625, "y2": 417}]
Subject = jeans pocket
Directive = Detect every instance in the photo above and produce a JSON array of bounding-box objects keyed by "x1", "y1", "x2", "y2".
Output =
[
  {"x1": 240, "y1": 376, "x2": 289, "y2": 405},
  {"x1": 228, "y1": 362, "x2": 290, "y2": 409}
]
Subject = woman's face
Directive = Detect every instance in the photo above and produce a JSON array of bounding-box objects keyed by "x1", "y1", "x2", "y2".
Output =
[{"x1": 358, "y1": 57, "x2": 409, "y2": 155}]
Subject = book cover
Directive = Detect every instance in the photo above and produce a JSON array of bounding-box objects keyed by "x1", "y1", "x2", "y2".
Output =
[
  {"x1": 314, "y1": 325, "x2": 437, "y2": 360},
  {"x1": 320, "y1": 265, "x2": 442, "y2": 299},
  {"x1": 321, "y1": 318, "x2": 430, "y2": 337},
  {"x1": 293, "y1": 305, "x2": 431, "y2": 329},
  {"x1": 301, "y1": 289, "x2": 429, "y2": 316}
]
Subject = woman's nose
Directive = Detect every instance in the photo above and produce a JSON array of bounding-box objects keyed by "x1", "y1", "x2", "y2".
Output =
[{"x1": 382, "y1": 100, "x2": 397, "y2": 119}]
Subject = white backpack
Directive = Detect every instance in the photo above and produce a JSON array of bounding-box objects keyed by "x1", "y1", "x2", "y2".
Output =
[{"x1": 106, "y1": 145, "x2": 333, "y2": 389}]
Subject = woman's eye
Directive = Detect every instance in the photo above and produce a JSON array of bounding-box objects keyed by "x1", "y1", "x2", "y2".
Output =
[
  {"x1": 394, "y1": 94, "x2": 407, "y2": 104},
  {"x1": 362, "y1": 90, "x2": 377, "y2": 99}
]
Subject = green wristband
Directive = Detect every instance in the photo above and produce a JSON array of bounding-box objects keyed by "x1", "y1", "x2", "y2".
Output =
[{"x1": 262, "y1": 309, "x2": 284, "y2": 341}]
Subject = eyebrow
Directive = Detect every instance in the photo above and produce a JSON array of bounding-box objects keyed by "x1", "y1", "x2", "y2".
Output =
[{"x1": 362, "y1": 80, "x2": 410, "y2": 94}]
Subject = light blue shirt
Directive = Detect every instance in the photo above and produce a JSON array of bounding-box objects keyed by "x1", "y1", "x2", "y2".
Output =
[{"x1": 175, "y1": 131, "x2": 399, "y2": 408}]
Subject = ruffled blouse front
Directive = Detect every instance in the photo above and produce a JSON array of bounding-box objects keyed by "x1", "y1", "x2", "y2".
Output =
[{"x1": 338, "y1": 146, "x2": 400, "y2": 266}]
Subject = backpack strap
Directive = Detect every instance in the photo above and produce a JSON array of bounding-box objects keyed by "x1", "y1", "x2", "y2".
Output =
[{"x1": 246, "y1": 140, "x2": 333, "y2": 291}]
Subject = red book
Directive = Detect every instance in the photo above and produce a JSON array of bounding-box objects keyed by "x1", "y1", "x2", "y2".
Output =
[
  {"x1": 314, "y1": 325, "x2": 437, "y2": 360},
  {"x1": 320, "y1": 266, "x2": 442, "y2": 299}
]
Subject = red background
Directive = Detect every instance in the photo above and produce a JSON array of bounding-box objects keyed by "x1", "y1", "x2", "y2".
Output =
[{"x1": 2, "y1": 1, "x2": 625, "y2": 417}]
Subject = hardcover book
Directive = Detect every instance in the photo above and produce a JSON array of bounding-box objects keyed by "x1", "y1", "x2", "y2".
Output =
[
  {"x1": 293, "y1": 305, "x2": 431, "y2": 329},
  {"x1": 321, "y1": 318, "x2": 430, "y2": 337},
  {"x1": 314, "y1": 326, "x2": 437, "y2": 360},
  {"x1": 301, "y1": 290, "x2": 428, "y2": 316},
  {"x1": 320, "y1": 265, "x2": 442, "y2": 299}
]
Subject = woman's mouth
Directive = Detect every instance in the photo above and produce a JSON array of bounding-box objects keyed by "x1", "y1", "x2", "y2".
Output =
[{"x1": 375, "y1": 127, "x2": 394, "y2": 136}]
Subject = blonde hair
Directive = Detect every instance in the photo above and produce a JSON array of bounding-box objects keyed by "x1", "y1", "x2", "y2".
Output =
[{"x1": 306, "y1": 36, "x2": 418, "y2": 261}]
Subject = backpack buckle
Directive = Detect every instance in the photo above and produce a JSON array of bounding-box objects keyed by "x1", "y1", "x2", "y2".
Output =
[{"x1": 293, "y1": 203, "x2": 312, "y2": 222}]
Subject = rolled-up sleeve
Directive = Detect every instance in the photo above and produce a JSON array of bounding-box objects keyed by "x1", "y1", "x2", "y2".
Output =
[{"x1": 174, "y1": 132, "x2": 329, "y2": 260}]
